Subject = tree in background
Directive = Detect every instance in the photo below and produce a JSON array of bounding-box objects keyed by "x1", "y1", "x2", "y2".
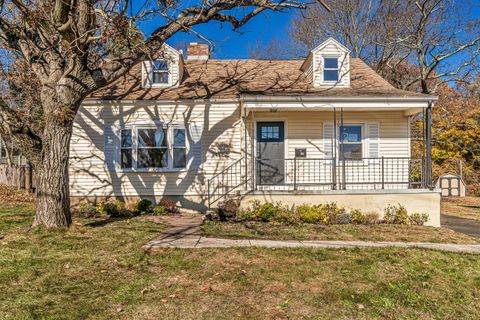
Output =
[
  {"x1": 289, "y1": 0, "x2": 480, "y2": 94},
  {"x1": 0, "y1": 0, "x2": 311, "y2": 228},
  {"x1": 287, "y1": 0, "x2": 480, "y2": 194}
]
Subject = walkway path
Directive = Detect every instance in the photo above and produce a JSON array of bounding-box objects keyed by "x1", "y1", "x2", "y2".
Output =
[{"x1": 143, "y1": 214, "x2": 480, "y2": 254}]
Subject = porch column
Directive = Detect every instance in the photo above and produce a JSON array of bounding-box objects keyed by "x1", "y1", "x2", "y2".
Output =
[{"x1": 425, "y1": 101, "x2": 433, "y2": 189}]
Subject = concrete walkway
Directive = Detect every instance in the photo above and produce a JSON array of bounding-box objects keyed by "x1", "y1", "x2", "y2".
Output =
[
  {"x1": 143, "y1": 214, "x2": 480, "y2": 254},
  {"x1": 145, "y1": 236, "x2": 480, "y2": 254}
]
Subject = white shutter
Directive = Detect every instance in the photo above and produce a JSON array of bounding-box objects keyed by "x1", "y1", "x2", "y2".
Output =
[
  {"x1": 367, "y1": 122, "x2": 380, "y2": 158},
  {"x1": 104, "y1": 124, "x2": 120, "y2": 171},
  {"x1": 188, "y1": 122, "x2": 203, "y2": 169},
  {"x1": 323, "y1": 123, "x2": 334, "y2": 159},
  {"x1": 142, "y1": 61, "x2": 153, "y2": 88}
]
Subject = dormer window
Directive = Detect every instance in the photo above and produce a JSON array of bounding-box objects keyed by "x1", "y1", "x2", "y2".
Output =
[
  {"x1": 152, "y1": 60, "x2": 169, "y2": 84},
  {"x1": 323, "y1": 57, "x2": 339, "y2": 82}
]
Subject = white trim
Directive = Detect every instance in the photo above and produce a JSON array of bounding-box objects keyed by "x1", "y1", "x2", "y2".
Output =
[
  {"x1": 117, "y1": 122, "x2": 188, "y2": 172},
  {"x1": 311, "y1": 37, "x2": 351, "y2": 54}
]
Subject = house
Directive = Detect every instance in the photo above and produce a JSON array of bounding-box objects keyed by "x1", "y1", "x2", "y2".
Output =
[{"x1": 71, "y1": 38, "x2": 441, "y2": 226}]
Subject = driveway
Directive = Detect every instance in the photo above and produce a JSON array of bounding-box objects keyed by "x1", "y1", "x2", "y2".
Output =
[{"x1": 441, "y1": 214, "x2": 480, "y2": 238}]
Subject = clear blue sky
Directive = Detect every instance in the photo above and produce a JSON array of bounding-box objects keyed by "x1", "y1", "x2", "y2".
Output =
[{"x1": 139, "y1": 10, "x2": 296, "y2": 59}]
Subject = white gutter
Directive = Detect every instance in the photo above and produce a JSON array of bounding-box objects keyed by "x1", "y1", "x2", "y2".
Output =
[{"x1": 240, "y1": 95, "x2": 438, "y2": 103}]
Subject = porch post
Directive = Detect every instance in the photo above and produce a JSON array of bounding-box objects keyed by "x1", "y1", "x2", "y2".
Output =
[
  {"x1": 332, "y1": 108, "x2": 337, "y2": 190},
  {"x1": 243, "y1": 108, "x2": 248, "y2": 190},
  {"x1": 425, "y1": 101, "x2": 433, "y2": 189}
]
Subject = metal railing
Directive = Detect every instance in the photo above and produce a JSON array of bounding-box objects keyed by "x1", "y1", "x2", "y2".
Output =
[
  {"x1": 207, "y1": 156, "x2": 425, "y2": 208},
  {"x1": 255, "y1": 157, "x2": 425, "y2": 191},
  {"x1": 207, "y1": 157, "x2": 246, "y2": 208}
]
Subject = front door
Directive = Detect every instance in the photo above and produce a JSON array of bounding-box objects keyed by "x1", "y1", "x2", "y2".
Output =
[{"x1": 256, "y1": 122, "x2": 285, "y2": 185}]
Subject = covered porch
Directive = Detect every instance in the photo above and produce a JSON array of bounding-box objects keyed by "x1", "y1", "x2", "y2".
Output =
[{"x1": 207, "y1": 96, "x2": 436, "y2": 210}]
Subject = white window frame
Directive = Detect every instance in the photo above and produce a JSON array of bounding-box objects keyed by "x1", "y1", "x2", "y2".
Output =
[
  {"x1": 322, "y1": 55, "x2": 340, "y2": 83},
  {"x1": 119, "y1": 124, "x2": 188, "y2": 172},
  {"x1": 337, "y1": 123, "x2": 366, "y2": 161},
  {"x1": 152, "y1": 60, "x2": 170, "y2": 85}
]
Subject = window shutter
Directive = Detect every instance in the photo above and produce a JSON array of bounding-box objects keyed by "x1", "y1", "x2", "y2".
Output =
[
  {"x1": 104, "y1": 124, "x2": 120, "y2": 171},
  {"x1": 142, "y1": 61, "x2": 153, "y2": 87},
  {"x1": 188, "y1": 122, "x2": 203, "y2": 170},
  {"x1": 367, "y1": 122, "x2": 380, "y2": 158},
  {"x1": 323, "y1": 123, "x2": 334, "y2": 159}
]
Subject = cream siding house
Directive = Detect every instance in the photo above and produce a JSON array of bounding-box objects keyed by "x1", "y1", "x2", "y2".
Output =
[{"x1": 71, "y1": 38, "x2": 441, "y2": 226}]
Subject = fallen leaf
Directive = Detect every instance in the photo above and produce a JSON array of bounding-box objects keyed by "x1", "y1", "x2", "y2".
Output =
[{"x1": 357, "y1": 304, "x2": 365, "y2": 310}]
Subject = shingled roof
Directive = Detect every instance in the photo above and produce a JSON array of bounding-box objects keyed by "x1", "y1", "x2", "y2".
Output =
[{"x1": 89, "y1": 58, "x2": 431, "y2": 101}]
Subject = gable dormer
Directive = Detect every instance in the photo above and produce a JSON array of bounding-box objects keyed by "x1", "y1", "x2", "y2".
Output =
[
  {"x1": 301, "y1": 38, "x2": 351, "y2": 88},
  {"x1": 142, "y1": 43, "x2": 184, "y2": 88}
]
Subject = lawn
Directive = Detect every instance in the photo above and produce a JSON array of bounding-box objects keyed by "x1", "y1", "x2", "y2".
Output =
[
  {"x1": 442, "y1": 197, "x2": 480, "y2": 221},
  {"x1": 201, "y1": 221, "x2": 479, "y2": 244},
  {"x1": 1, "y1": 202, "x2": 480, "y2": 319}
]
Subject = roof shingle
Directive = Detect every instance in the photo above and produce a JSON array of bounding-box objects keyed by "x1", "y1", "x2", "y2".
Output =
[{"x1": 89, "y1": 58, "x2": 431, "y2": 101}]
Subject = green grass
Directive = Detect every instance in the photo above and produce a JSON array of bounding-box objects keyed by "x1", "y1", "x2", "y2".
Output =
[
  {"x1": 1, "y1": 203, "x2": 480, "y2": 319},
  {"x1": 201, "y1": 220, "x2": 480, "y2": 244}
]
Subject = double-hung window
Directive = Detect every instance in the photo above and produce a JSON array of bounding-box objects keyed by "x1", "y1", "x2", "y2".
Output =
[
  {"x1": 120, "y1": 126, "x2": 187, "y2": 170},
  {"x1": 152, "y1": 60, "x2": 169, "y2": 84},
  {"x1": 323, "y1": 57, "x2": 339, "y2": 82},
  {"x1": 339, "y1": 125, "x2": 363, "y2": 160}
]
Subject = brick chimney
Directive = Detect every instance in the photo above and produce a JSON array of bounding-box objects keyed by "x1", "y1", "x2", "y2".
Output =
[{"x1": 187, "y1": 42, "x2": 210, "y2": 60}]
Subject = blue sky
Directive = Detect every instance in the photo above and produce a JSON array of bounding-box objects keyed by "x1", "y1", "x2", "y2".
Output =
[{"x1": 139, "y1": 10, "x2": 296, "y2": 59}]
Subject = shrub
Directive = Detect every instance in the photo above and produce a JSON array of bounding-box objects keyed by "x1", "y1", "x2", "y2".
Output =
[
  {"x1": 73, "y1": 201, "x2": 97, "y2": 218},
  {"x1": 384, "y1": 204, "x2": 409, "y2": 224},
  {"x1": 408, "y1": 212, "x2": 429, "y2": 226},
  {"x1": 133, "y1": 199, "x2": 154, "y2": 215},
  {"x1": 96, "y1": 199, "x2": 130, "y2": 217},
  {"x1": 152, "y1": 205, "x2": 169, "y2": 216},
  {"x1": 217, "y1": 199, "x2": 240, "y2": 221},
  {"x1": 339, "y1": 212, "x2": 352, "y2": 224},
  {"x1": 253, "y1": 202, "x2": 280, "y2": 222},
  {"x1": 362, "y1": 212, "x2": 380, "y2": 225},
  {"x1": 297, "y1": 205, "x2": 328, "y2": 224},
  {"x1": 322, "y1": 203, "x2": 346, "y2": 224},
  {"x1": 158, "y1": 198, "x2": 178, "y2": 213},
  {"x1": 350, "y1": 209, "x2": 365, "y2": 224}
]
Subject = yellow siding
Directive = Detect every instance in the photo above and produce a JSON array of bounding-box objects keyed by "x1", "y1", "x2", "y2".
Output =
[
  {"x1": 70, "y1": 102, "x2": 242, "y2": 198},
  {"x1": 250, "y1": 111, "x2": 409, "y2": 158},
  {"x1": 70, "y1": 106, "x2": 409, "y2": 198}
]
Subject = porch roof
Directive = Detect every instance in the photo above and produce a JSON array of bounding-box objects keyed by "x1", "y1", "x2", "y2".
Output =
[{"x1": 242, "y1": 95, "x2": 435, "y2": 116}]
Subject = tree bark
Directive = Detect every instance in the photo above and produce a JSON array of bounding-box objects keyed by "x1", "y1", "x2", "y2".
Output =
[{"x1": 33, "y1": 119, "x2": 73, "y2": 228}]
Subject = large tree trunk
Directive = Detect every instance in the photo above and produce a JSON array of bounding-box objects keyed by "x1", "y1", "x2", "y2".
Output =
[{"x1": 33, "y1": 119, "x2": 73, "y2": 228}]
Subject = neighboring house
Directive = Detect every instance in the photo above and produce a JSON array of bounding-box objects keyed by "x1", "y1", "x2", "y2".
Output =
[{"x1": 71, "y1": 38, "x2": 441, "y2": 226}]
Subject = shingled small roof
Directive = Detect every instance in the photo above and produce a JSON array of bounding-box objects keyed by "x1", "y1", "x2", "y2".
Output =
[{"x1": 89, "y1": 58, "x2": 433, "y2": 101}]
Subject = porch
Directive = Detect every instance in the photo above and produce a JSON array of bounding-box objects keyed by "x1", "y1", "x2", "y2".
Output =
[{"x1": 206, "y1": 96, "x2": 437, "y2": 224}]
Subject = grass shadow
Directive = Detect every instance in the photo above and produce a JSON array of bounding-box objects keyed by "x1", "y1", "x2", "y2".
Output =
[{"x1": 84, "y1": 216, "x2": 132, "y2": 228}]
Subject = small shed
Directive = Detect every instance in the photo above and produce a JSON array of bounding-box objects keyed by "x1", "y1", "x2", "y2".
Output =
[{"x1": 436, "y1": 173, "x2": 466, "y2": 197}]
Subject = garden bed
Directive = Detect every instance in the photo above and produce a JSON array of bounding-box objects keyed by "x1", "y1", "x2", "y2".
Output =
[{"x1": 201, "y1": 221, "x2": 479, "y2": 244}]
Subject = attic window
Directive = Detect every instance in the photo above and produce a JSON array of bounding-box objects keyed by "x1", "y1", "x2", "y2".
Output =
[
  {"x1": 323, "y1": 57, "x2": 339, "y2": 82},
  {"x1": 152, "y1": 60, "x2": 169, "y2": 84}
]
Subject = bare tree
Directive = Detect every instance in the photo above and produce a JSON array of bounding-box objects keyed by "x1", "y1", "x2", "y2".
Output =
[
  {"x1": 289, "y1": 0, "x2": 480, "y2": 94},
  {"x1": 0, "y1": 0, "x2": 311, "y2": 228}
]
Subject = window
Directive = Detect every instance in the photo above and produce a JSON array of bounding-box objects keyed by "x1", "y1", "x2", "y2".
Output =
[
  {"x1": 120, "y1": 129, "x2": 133, "y2": 169},
  {"x1": 152, "y1": 60, "x2": 169, "y2": 84},
  {"x1": 120, "y1": 126, "x2": 187, "y2": 170},
  {"x1": 323, "y1": 57, "x2": 339, "y2": 82},
  {"x1": 339, "y1": 125, "x2": 362, "y2": 160}
]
